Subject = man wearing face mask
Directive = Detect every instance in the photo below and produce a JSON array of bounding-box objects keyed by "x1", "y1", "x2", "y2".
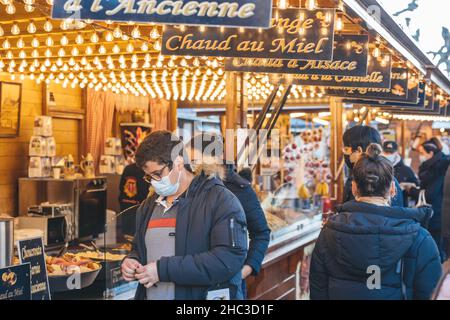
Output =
[
  {"x1": 382, "y1": 141, "x2": 419, "y2": 207},
  {"x1": 342, "y1": 125, "x2": 404, "y2": 207},
  {"x1": 120, "y1": 130, "x2": 248, "y2": 300}
]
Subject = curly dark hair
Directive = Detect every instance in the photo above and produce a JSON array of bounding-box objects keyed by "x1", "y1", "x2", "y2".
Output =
[
  {"x1": 353, "y1": 143, "x2": 394, "y2": 197},
  {"x1": 135, "y1": 130, "x2": 192, "y2": 172}
]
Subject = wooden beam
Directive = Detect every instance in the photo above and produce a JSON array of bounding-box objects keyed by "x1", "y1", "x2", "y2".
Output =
[
  {"x1": 168, "y1": 99, "x2": 178, "y2": 132},
  {"x1": 330, "y1": 97, "x2": 345, "y2": 204}
]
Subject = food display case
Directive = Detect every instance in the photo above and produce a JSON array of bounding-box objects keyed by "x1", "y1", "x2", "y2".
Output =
[{"x1": 246, "y1": 126, "x2": 332, "y2": 300}]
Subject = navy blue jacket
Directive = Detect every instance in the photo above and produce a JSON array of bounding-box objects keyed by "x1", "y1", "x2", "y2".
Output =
[
  {"x1": 126, "y1": 171, "x2": 248, "y2": 300},
  {"x1": 411, "y1": 151, "x2": 450, "y2": 231},
  {"x1": 343, "y1": 176, "x2": 404, "y2": 207},
  {"x1": 310, "y1": 201, "x2": 442, "y2": 300},
  {"x1": 394, "y1": 159, "x2": 419, "y2": 207},
  {"x1": 224, "y1": 170, "x2": 270, "y2": 275}
]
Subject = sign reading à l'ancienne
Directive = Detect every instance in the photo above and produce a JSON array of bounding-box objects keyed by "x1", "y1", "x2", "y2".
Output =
[
  {"x1": 162, "y1": 8, "x2": 335, "y2": 61},
  {"x1": 225, "y1": 35, "x2": 369, "y2": 77},
  {"x1": 273, "y1": 53, "x2": 392, "y2": 89},
  {"x1": 52, "y1": 0, "x2": 273, "y2": 28}
]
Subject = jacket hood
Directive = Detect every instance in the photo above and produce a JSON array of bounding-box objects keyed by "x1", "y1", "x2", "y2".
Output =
[
  {"x1": 193, "y1": 163, "x2": 226, "y2": 180},
  {"x1": 324, "y1": 201, "x2": 426, "y2": 276}
]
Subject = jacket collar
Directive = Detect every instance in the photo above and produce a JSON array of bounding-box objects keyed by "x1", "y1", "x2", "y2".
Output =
[
  {"x1": 336, "y1": 200, "x2": 428, "y2": 224},
  {"x1": 420, "y1": 151, "x2": 444, "y2": 170}
]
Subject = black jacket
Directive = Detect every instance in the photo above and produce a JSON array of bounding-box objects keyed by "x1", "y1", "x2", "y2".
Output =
[
  {"x1": 126, "y1": 169, "x2": 248, "y2": 300},
  {"x1": 411, "y1": 151, "x2": 450, "y2": 231},
  {"x1": 310, "y1": 201, "x2": 442, "y2": 300},
  {"x1": 224, "y1": 169, "x2": 270, "y2": 275}
]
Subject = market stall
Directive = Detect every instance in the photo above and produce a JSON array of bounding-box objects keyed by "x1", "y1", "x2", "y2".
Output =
[{"x1": 0, "y1": 0, "x2": 450, "y2": 301}]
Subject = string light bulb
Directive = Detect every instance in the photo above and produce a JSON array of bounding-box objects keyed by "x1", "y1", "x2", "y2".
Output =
[
  {"x1": 278, "y1": 0, "x2": 288, "y2": 9},
  {"x1": 306, "y1": 0, "x2": 316, "y2": 10},
  {"x1": 6, "y1": 4, "x2": 16, "y2": 15},
  {"x1": 336, "y1": 17, "x2": 344, "y2": 31},
  {"x1": 113, "y1": 26, "x2": 122, "y2": 38},
  {"x1": 75, "y1": 33, "x2": 84, "y2": 45},
  {"x1": 27, "y1": 21, "x2": 37, "y2": 34},
  {"x1": 31, "y1": 37, "x2": 39, "y2": 48},
  {"x1": 16, "y1": 38, "x2": 25, "y2": 48},
  {"x1": 60, "y1": 35, "x2": 69, "y2": 46},
  {"x1": 0, "y1": 26, "x2": 3, "y2": 37},
  {"x1": 90, "y1": 33, "x2": 99, "y2": 43},
  {"x1": 11, "y1": 23, "x2": 20, "y2": 35},
  {"x1": 43, "y1": 20, "x2": 53, "y2": 32},
  {"x1": 45, "y1": 36, "x2": 54, "y2": 46},
  {"x1": 131, "y1": 26, "x2": 141, "y2": 38}
]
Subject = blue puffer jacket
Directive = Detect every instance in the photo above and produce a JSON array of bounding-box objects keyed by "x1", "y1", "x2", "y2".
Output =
[
  {"x1": 126, "y1": 168, "x2": 248, "y2": 300},
  {"x1": 310, "y1": 201, "x2": 442, "y2": 300},
  {"x1": 223, "y1": 169, "x2": 270, "y2": 276}
]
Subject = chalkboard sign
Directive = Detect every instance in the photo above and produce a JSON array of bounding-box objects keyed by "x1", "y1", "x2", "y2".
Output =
[
  {"x1": 162, "y1": 8, "x2": 336, "y2": 61},
  {"x1": 18, "y1": 237, "x2": 51, "y2": 300},
  {"x1": 0, "y1": 263, "x2": 31, "y2": 300}
]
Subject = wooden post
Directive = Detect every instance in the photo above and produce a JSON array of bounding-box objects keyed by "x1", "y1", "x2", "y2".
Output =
[
  {"x1": 330, "y1": 97, "x2": 345, "y2": 204},
  {"x1": 168, "y1": 99, "x2": 178, "y2": 132},
  {"x1": 401, "y1": 120, "x2": 406, "y2": 158}
]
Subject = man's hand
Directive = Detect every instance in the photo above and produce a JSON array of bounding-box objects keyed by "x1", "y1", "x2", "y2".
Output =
[
  {"x1": 241, "y1": 265, "x2": 253, "y2": 279},
  {"x1": 121, "y1": 258, "x2": 142, "y2": 282},
  {"x1": 135, "y1": 262, "x2": 159, "y2": 288}
]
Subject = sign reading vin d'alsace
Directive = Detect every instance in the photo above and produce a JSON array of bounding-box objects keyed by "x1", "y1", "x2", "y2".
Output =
[
  {"x1": 225, "y1": 35, "x2": 369, "y2": 77},
  {"x1": 51, "y1": 0, "x2": 273, "y2": 28},
  {"x1": 273, "y1": 53, "x2": 392, "y2": 89},
  {"x1": 162, "y1": 8, "x2": 335, "y2": 61},
  {"x1": 327, "y1": 68, "x2": 413, "y2": 102}
]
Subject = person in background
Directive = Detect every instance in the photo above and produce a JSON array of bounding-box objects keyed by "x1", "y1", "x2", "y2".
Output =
[
  {"x1": 382, "y1": 140, "x2": 419, "y2": 207},
  {"x1": 310, "y1": 144, "x2": 442, "y2": 300},
  {"x1": 118, "y1": 164, "x2": 151, "y2": 236},
  {"x1": 121, "y1": 131, "x2": 248, "y2": 300},
  {"x1": 187, "y1": 133, "x2": 271, "y2": 298},
  {"x1": 342, "y1": 125, "x2": 404, "y2": 207},
  {"x1": 408, "y1": 138, "x2": 450, "y2": 261}
]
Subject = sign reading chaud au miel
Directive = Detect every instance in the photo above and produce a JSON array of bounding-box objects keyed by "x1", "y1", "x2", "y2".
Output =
[{"x1": 161, "y1": 8, "x2": 336, "y2": 61}]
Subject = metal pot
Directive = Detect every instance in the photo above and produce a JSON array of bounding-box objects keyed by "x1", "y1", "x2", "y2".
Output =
[{"x1": 0, "y1": 216, "x2": 14, "y2": 268}]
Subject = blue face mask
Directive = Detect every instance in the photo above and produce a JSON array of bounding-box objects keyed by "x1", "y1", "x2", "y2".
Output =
[{"x1": 151, "y1": 168, "x2": 181, "y2": 197}]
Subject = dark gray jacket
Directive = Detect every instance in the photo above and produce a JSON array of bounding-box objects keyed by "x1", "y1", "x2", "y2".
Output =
[{"x1": 126, "y1": 169, "x2": 248, "y2": 300}]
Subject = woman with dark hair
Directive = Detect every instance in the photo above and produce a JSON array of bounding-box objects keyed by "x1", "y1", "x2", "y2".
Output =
[
  {"x1": 409, "y1": 138, "x2": 450, "y2": 261},
  {"x1": 342, "y1": 125, "x2": 404, "y2": 207},
  {"x1": 310, "y1": 144, "x2": 442, "y2": 300}
]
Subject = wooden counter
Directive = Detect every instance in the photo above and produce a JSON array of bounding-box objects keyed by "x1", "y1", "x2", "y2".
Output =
[{"x1": 246, "y1": 219, "x2": 322, "y2": 300}]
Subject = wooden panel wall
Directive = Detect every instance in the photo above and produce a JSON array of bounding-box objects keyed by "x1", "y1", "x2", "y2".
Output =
[{"x1": 0, "y1": 73, "x2": 82, "y2": 216}]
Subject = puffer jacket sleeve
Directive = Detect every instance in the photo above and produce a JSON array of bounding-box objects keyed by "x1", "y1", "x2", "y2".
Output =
[
  {"x1": 158, "y1": 187, "x2": 248, "y2": 286},
  {"x1": 412, "y1": 230, "x2": 443, "y2": 300},
  {"x1": 239, "y1": 186, "x2": 270, "y2": 275},
  {"x1": 310, "y1": 231, "x2": 330, "y2": 300}
]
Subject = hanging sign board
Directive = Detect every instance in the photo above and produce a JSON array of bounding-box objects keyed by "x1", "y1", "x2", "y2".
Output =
[
  {"x1": 0, "y1": 263, "x2": 31, "y2": 300},
  {"x1": 272, "y1": 53, "x2": 392, "y2": 89},
  {"x1": 345, "y1": 82, "x2": 429, "y2": 109},
  {"x1": 52, "y1": 0, "x2": 273, "y2": 28},
  {"x1": 17, "y1": 237, "x2": 51, "y2": 300},
  {"x1": 224, "y1": 34, "x2": 369, "y2": 77},
  {"x1": 327, "y1": 68, "x2": 412, "y2": 102},
  {"x1": 161, "y1": 8, "x2": 335, "y2": 61}
]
